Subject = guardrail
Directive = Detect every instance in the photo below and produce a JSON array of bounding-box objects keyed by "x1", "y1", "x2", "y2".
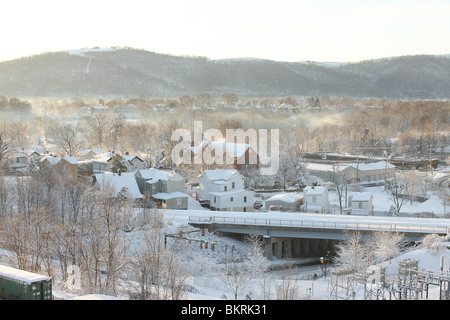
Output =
[{"x1": 189, "y1": 216, "x2": 450, "y2": 235}]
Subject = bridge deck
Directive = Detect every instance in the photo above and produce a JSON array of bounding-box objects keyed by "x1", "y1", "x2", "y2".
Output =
[{"x1": 189, "y1": 212, "x2": 450, "y2": 236}]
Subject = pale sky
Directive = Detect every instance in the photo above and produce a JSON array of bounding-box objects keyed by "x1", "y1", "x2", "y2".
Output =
[{"x1": 1, "y1": 0, "x2": 449, "y2": 63}]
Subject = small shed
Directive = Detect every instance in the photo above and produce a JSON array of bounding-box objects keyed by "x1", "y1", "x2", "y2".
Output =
[
  {"x1": 349, "y1": 192, "x2": 373, "y2": 215},
  {"x1": 265, "y1": 193, "x2": 303, "y2": 212},
  {"x1": 301, "y1": 186, "x2": 329, "y2": 213}
]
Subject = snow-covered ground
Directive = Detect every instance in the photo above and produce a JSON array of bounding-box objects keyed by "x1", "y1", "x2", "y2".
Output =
[
  {"x1": 5, "y1": 188, "x2": 450, "y2": 301},
  {"x1": 147, "y1": 200, "x2": 450, "y2": 301},
  {"x1": 121, "y1": 196, "x2": 450, "y2": 301}
]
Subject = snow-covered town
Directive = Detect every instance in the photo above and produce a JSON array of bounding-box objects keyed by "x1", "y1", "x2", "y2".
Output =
[
  {"x1": 1, "y1": 1, "x2": 450, "y2": 308},
  {"x1": 0, "y1": 126, "x2": 449, "y2": 301}
]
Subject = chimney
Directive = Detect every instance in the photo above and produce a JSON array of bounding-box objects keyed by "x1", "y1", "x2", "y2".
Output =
[
  {"x1": 118, "y1": 169, "x2": 121, "y2": 176},
  {"x1": 125, "y1": 151, "x2": 129, "y2": 155}
]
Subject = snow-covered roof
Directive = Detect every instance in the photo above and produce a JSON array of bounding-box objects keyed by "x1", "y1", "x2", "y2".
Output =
[
  {"x1": 203, "y1": 169, "x2": 238, "y2": 181},
  {"x1": 191, "y1": 140, "x2": 255, "y2": 158},
  {"x1": 137, "y1": 168, "x2": 184, "y2": 182},
  {"x1": 345, "y1": 161, "x2": 395, "y2": 171},
  {"x1": 122, "y1": 154, "x2": 144, "y2": 163},
  {"x1": 351, "y1": 192, "x2": 373, "y2": 202},
  {"x1": 266, "y1": 193, "x2": 303, "y2": 203},
  {"x1": 63, "y1": 157, "x2": 78, "y2": 165},
  {"x1": 40, "y1": 155, "x2": 78, "y2": 165},
  {"x1": 78, "y1": 148, "x2": 103, "y2": 157},
  {"x1": 305, "y1": 163, "x2": 350, "y2": 172},
  {"x1": 0, "y1": 264, "x2": 51, "y2": 284},
  {"x1": 94, "y1": 172, "x2": 143, "y2": 199},
  {"x1": 13, "y1": 152, "x2": 27, "y2": 158},
  {"x1": 303, "y1": 186, "x2": 327, "y2": 195},
  {"x1": 306, "y1": 161, "x2": 394, "y2": 173}
]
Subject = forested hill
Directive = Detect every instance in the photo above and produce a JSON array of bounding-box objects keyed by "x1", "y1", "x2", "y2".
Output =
[{"x1": 0, "y1": 48, "x2": 449, "y2": 98}]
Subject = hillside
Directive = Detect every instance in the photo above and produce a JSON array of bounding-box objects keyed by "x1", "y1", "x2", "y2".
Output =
[{"x1": 0, "y1": 48, "x2": 449, "y2": 98}]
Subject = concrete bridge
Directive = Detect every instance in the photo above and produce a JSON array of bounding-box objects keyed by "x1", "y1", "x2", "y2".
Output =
[{"x1": 188, "y1": 213, "x2": 450, "y2": 260}]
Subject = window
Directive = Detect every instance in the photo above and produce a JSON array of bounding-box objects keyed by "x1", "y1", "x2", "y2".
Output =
[
  {"x1": 177, "y1": 198, "x2": 182, "y2": 205},
  {"x1": 312, "y1": 196, "x2": 316, "y2": 204},
  {"x1": 359, "y1": 202, "x2": 363, "y2": 209},
  {"x1": 214, "y1": 197, "x2": 216, "y2": 203},
  {"x1": 232, "y1": 182, "x2": 235, "y2": 189},
  {"x1": 230, "y1": 197, "x2": 233, "y2": 202},
  {"x1": 224, "y1": 186, "x2": 227, "y2": 191},
  {"x1": 244, "y1": 196, "x2": 247, "y2": 202}
]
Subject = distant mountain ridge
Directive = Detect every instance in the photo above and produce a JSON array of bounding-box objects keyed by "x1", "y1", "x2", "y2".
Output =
[{"x1": 0, "y1": 48, "x2": 449, "y2": 98}]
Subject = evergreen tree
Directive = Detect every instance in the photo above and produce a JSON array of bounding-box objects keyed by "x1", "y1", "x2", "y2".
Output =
[{"x1": 109, "y1": 154, "x2": 127, "y2": 173}]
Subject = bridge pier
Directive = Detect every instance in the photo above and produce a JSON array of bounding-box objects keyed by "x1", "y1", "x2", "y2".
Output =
[{"x1": 264, "y1": 236, "x2": 329, "y2": 260}]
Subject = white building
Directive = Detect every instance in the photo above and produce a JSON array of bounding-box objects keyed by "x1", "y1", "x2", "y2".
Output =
[
  {"x1": 265, "y1": 193, "x2": 303, "y2": 212},
  {"x1": 121, "y1": 153, "x2": 145, "y2": 172},
  {"x1": 349, "y1": 192, "x2": 373, "y2": 216},
  {"x1": 301, "y1": 186, "x2": 329, "y2": 213},
  {"x1": 90, "y1": 152, "x2": 145, "y2": 173},
  {"x1": 93, "y1": 171, "x2": 143, "y2": 200},
  {"x1": 135, "y1": 168, "x2": 188, "y2": 210},
  {"x1": 306, "y1": 161, "x2": 395, "y2": 185},
  {"x1": 199, "y1": 169, "x2": 254, "y2": 212}
]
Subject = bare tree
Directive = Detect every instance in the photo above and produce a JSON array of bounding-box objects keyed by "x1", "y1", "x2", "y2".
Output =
[
  {"x1": 127, "y1": 210, "x2": 190, "y2": 300},
  {"x1": 219, "y1": 256, "x2": 251, "y2": 300},
  {"x1": 370, "y1": 231, "x2": 405, "y2": 264},
  {"x1": 0, "y1": 125, "x2": 17, "y2": 167},
  {"x1": 334, "y1": 231, "x2": 371, "y2": 273},
  {"x1": 274, "y1": 262, "x2": 299, "y2": 300},
  {"x1": 385, "y1": 172, "x2": 407, "y2": 216},
  {"x1": 0, "y1": 209, "x2": 50, "y2": 273},
  {"x1": 0, "y1": 175, "x2": 13, "y2": 219},
  {"x1": 243, "y1": 232, "x2": 270, "y2": 299},
  {"x1": 48, "y1": 123, "x2": 85, "y2": 157}
]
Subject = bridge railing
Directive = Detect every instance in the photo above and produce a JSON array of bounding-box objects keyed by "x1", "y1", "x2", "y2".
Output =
[{"x1": 189, "y1": 216, "x2": 450, "y2": 235}]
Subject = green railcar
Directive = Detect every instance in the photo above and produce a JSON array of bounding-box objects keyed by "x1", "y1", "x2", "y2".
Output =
[{"x1": 0, "y1": 265, "x2": 52, "y2": 300}]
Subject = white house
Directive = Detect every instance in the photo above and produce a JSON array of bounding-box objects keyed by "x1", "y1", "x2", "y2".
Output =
[
  {"x1": 301, "y1": 186, "x2": 329, "y2": 213},
  {"x1": 199, "y1": 169, "x2": 254, "y2": 212},
  {"x1": 93, "y1": 171, "x2": 143, "y2": 200},
  {"x1": 135, "y1": 168, "x2": 188, "y2": 209},
  {"x1": 78, "y1": 148, "x2": 103, "y2": 160},
  {"x1": 349, "y1": 192, "x2": 373, "y2": 216},
  {"x1": 190, "y1": 140, "x2": 259, "y2": 171},
  {"x1": 121, "y1": 153, "x2": 145, "y2": 172},
  {"x1": 91, "y1": 152, "x2": 145, "y2": 173},
  {"x1": 306, "y1": 161, "x2": 395, "y2": 184}
]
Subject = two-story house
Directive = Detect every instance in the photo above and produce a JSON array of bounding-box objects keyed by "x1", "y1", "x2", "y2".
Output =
[
  {"x1": 301, "y1": 186, "x2": 329, "y2": 213},
  {"x1": 135, "y1": 168, "x2": 188, "y2": 209},
  {"x1": 121, "y1": 152, "x2": 145, "y2": 172},
  {"x1": 190, "y1": 140, "x2": 259, "y2": 171},
  {"x1": 39, "y1": 155, "x2": 78, "y2": 179},
  {"x1": 199, "y1": 169, "x2": 254, "y2": 212}
]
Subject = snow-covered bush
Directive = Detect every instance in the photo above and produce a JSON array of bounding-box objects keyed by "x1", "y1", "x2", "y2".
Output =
[{"x1": 420, "y1": 234, "x2": 446, "y2": 254}]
